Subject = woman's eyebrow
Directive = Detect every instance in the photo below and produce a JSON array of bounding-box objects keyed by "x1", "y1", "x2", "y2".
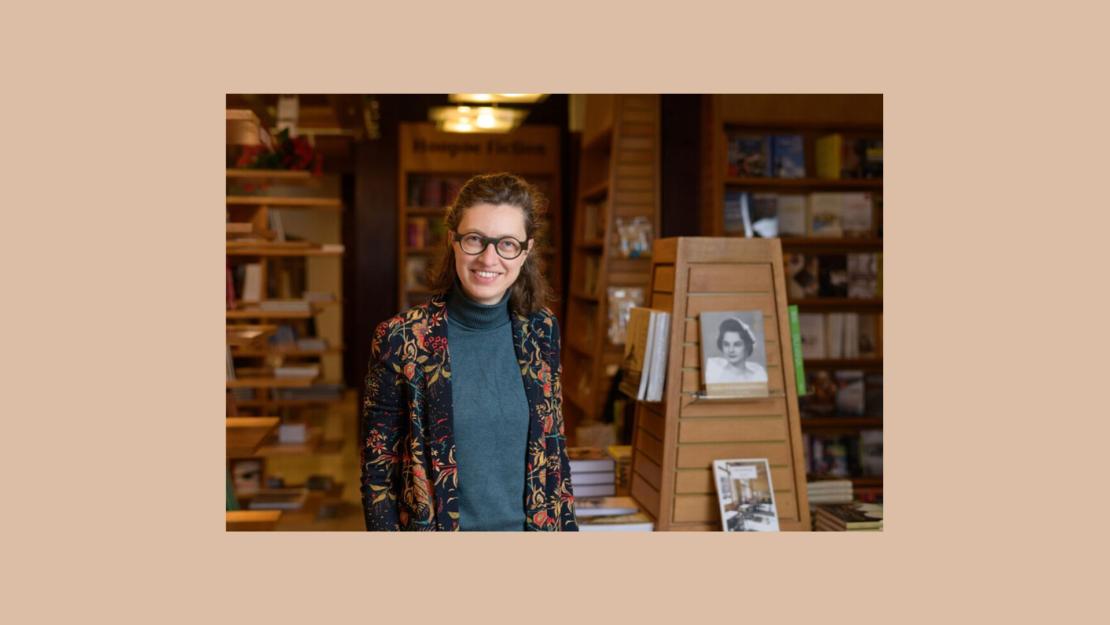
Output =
[{"x1": 459, "y1": 228, "x2": 524, "y2": 239}]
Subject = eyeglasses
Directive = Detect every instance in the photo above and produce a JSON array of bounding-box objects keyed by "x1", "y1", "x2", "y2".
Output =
[{"x1": 453, "y1": 232, "x2": 530, "y2": 260}]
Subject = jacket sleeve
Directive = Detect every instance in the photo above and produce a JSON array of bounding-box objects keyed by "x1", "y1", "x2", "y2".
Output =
[
  {"x1": 360, "y1": 319, "x2": 405, "y2": 531},
  {"x1": 548, "y1": 316, "x2": 579, "y2": 531}
]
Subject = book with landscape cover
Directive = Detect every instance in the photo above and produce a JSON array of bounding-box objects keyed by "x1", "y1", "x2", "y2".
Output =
[
  {"x1": 808, "y1": 194, "x2": 844, "y2": 237},
  {"x1": 777, "y1": 194, "x2": 807, "y2": 236}
]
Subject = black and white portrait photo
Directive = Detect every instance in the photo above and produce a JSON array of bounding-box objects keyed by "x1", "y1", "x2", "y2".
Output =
[{"x1": 699, "y1": 310, "x2": 769, "y2": 397}]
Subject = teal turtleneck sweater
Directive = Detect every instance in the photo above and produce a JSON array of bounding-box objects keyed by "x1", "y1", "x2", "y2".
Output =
[{"x1": 446, "y1": 285, "x2": 529, "y2": 531}]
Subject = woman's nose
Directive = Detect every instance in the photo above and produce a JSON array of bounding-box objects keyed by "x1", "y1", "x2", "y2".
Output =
[{"x1": 479, "y1": 243, "x2": 500, "y2": 263}]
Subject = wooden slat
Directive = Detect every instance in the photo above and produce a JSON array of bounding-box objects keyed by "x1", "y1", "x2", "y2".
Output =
[
  {"x1": 622, "y1": 109, "x2": 656, "y2": 123},
  {"x1": 635, "y1": 426, "x2": 664, "y2": 465},
  {"x1": 674, "y1": 466, "x2": 796, "y2": 495},
  {"x1": 611, "y1": 203, "x2": 655, "y2": 218},
  {"x1": 676, "y1": 441, "x2": 792, "y2": 468},
  {"x1": 630, "y1": 472, "x2": 661, "y2": 518},
  {"x1": 687, "y1": 293, "x2": 776, "y2": 316},
  {"x1": 678, "y1": 417, "x2": 788, "y2": 443},
  {"x1": 673, "y1": 491, "x2": 797, "y2": 524},
  {"x1": 617, "y1": 164, "x2": 655, "y2": 178},
  {"x1": 613, "y1": 190, "x2": 655, "y2": 205},
  {"x1": 632, "y1": 450, "x2": 662, "y2": 490},
  {"x1": 652, "y1": 292, "x2": 674, "y2": 313},
  {"x1": 688, "y1": 264, "x2": 773, "y2": 293},
  {"x1": 681, "y1": 395, "x2": 788, "y2": 418},
  {"x1": 653, "y1": 266, "x2": 675, "y2": 293},
  {"x1": 615, "y1": 177, "x2": 654, "y2": 192},
  {"x1": 616, "y1": 150, "x2": 655, "y2": 165},
  {"x1": 620, "y1": 122, "x2": 656, "y2": 137},
  {"x1": 623, "y1": 95, "x2": 656, "y2": 110},
  {"x1": 639, "y1": 406, "x2": 666, "y2": 440}
]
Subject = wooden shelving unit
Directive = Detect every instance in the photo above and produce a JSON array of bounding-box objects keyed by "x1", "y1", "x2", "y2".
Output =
[
  {"x1": 699, "y1": 95, "x2": 883, "y2": 497},
  {"x1": 225, "y1": 111, "x2": 352, "y2": 529},
  {"x1": 396, "y1": 122, "x2": 562, "y2": 312},
  {"x1": 563, "y1": 95, "x2": 661, "y2": 439}
]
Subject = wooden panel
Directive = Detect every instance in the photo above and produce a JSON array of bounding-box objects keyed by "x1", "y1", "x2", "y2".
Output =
[
  {"x1": 623, "y1": 95, "x2": 657, "y2": 110},
  {"x1": 653, "y1": 265, "x2": 675, "y2": 293},
  {"x1": 635, "y1": 426, "x2": 664, "y2": 465},
  {"x1": 674, "y1": 465, "x2": 796, "y2": 495},
  {"x1": 681, "y1": 395, "x2": 787, "y2": 418},
  {"x1": 653, "y1": 238, "x2": 678, "y2": 263},
  {"x1": 687, "y1": 293, "x2": 775, "y2": 316},
  {"x1": 688, "y1": 264, "x2": 773, "y2": 293},
  {"x1": 613, "y1": 190, "x2": 655, "y2": 205},
  {"x1": 620, "y1": 122, "x2": 656, "y2": 137},
  {"x1": 678, "y1": 417, "x2": 788, "y2": 443},
  {"x1": 718, "y1": 94, "x2": 882, "y2": 127},
  {"x1": 678, "y1": 237, "x2": 780, "y2": 264},
  {"x1": 676, "y1": 441, "x2": 792, "y2": 468},
  {"x1": 684, "y1": 317, "x2": 776, "y2": 341},
  {"x1": 622, "y1": 110, "x2": 656, "y2": 123},
  {"x1": 673, "y1": 494, "x2": 718, "y2": 524},
  {"x1": 680, "y1": 367, "x2": 785, "y2": 392},
  {"x1": 652, "y1": 292, "x2": 674, "y2": 312},
  {"x1": 611, "y1": 203, "x2": 655, "y2": 218},
  {"x1": 633, "y1": 450, "x2": 662, "y2": 490},
  {"x1": 617, "y1": 164, "x2": 655, "y2": 178},
  {"x1": 630, "y1": 471, "x2": 661, "y2": 519},
  {"x1": 617, "y1": 149, "x2": 655, "y2": 164},
  {"x1": 682, "y1": 342, "x2": 780, "y2": 367},
  {"x1": 639, "y1": 406, "x2": 666, "y2": 440},
  {"x1": 615, "y1": 177, "x2": 654, "y2": 192}
]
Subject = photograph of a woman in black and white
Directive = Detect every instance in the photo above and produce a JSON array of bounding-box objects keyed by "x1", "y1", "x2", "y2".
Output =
[{"x1": 702, "y1": 312, "x2": 767, "y2": 384}]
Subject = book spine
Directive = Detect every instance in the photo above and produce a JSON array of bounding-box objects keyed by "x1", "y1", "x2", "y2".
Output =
[{"x1": 789, "y1": 305, "x2": 806, "y2": 396}]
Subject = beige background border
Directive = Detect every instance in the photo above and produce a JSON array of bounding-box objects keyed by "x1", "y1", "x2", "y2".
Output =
[{"x1": 6, "y1": 0, "x2": 1106, "y2": 621}]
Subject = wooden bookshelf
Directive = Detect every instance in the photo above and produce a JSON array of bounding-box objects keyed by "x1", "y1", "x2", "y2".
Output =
[
  {"x1": 699, "y1": 95, "x2": 883, "y2": 498},
  {"x1": 627, "y1": 237, "x2": 811, "y2": 531},
  {"x1": 225, "y1": 125, "x2": 349, "y2": 523},
  {"x1": 563, "y1": 95, "x2": 661, "y2": 439},
  {"x1": 396, "y1": 122, "x2": 563, "y2": 313}
]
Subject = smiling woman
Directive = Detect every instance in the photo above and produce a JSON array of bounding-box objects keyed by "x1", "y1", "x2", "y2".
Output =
[{"x1": 360, "y1": 173, "x2": 577, "y2": 531}]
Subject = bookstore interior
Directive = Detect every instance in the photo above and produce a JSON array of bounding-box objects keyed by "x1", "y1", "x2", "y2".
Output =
[{"x1": 225, "y1": 94, "x2": 883, "y2": 532}]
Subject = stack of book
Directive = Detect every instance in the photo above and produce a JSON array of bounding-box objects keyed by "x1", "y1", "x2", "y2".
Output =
[
  {"x1": 567, "y1": 447, "x2": 616, "y2": 498},
  {"x1": 575, "y1": 496, "x2": 654, "y2": 532},
  {"x1": 807, "y1": 479, "x2": 854, "y2": 506},
  {"x1": 814, "y1": 502, "x2": 883, "y2": 531},
  {"x1": 607, "y1": 445, "x2": 632, "y2": 496}
]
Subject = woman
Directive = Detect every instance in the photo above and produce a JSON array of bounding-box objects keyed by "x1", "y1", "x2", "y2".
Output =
[
  {"x1": 704, "y1": 317, "x2": 767, "y2": 383},
  {"x1": 361, "y1": 173, "x2": 577, "y2": 531}
]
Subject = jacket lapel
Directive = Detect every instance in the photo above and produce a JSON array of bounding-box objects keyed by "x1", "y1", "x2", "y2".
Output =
[{"x1": 419, "y1": 295, "x2": 459, "y2": 530}]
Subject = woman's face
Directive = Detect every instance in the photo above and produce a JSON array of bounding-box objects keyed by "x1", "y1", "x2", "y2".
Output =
[
  {"x1": 453, "y1": 202, "x2": 531, "y2": 305},
  {"x1": 721, "y1": 330, "x2": 746, "y2": 365}
]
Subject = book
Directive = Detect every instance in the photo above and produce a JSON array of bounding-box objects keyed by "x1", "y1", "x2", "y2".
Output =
[
  {"x1": 785, "y1": 253, "x2": 820, "y2": 299},
  {"x1": 241, "y1": 263, "x2": 263, "y2": 302},
  {"x1": 825, "y1": 313, "x2": 845, "y2": 359},
  {"x1": 644, "y1": 310, "x2": 670, "y2": 402},
  {"x1": 714, "y1": 458, "x2": 780, "y2": 532},
  {"x1": 818, "y1": 254, "x2": 849, "y2": 297},
  {"x1": 848, "y1": 253, "x2": 879, "y2": 299},
  {"x1": 268, "y1": 209, "x2": 285, "y2": 242},
  {"x1": 570, "y1": 471, "x2": 616, "y2": 486},
  {"x1": 226, "y1": 266, "x2": 237, "y2": 309},
  {"x1": 802, "y1": 369, "x2": 838, "y2": 417},
  {"x1": 723, "y1": 190, "x2": 745, "y2": 234},
  {"x1": 573, "y1": 495, "x2": 641, "y2": 518},
  {"x1": 788, "y1": 305, "x2": 806, "y2": 396},
  {"x1": 406, "y1": 256, "x2": 428, "y2": 290},
  {"x1": 857, "y1": 314, "x2": 879, "y2": 357},
  {"x1": 607, "y1": 445, "x2": 633, "y2": 494},
  {"x1": 274, "y1": 364, "x2": 319, "y2": 379},
  {"x1": 407, "y1": 217, "x2": 429, "y2": 248},
  {"x1": 808, "y1": 194, "x2": 843, "y2": 237},
  {"x1": 578, "y1": 511, "x2": 654, "y2": 532},
  {"x1": 248, "y1": 487, "x2": 308, "y2": 511},
  {"x1": 260, "y1": 299, "x2": 311, "y2": 313},
  {"x1": 699, "y1": 310, "x2": 769, "y2": 398},
  {"x1": 567, "y1": 447, "x2": 616, "y2": 474},
  {"x1": 798, "y1": 313, "x2": 826, "y2": 359},
  {"x1": 860, "y1": 429, "x2": 883, "y2": 476},
  {"x1": 815, "y1": 134, "x2": 843, "y2": 179},
  {"x1": 815, "y1": 502, "x2": 883, "y2": 530},
  {"x1": 743, "y1": 193, "x2": 778, "y2": 238},
  {"x1": 621, "y1": 307, "x2": 652, "y2": 399},
  {"x1": 770, "y1": 135, "x2": 806, "y2": 178},
  {"x1": 865, "y1": 373, "x2": 883, "y2": 417},
  {"x1": 776, "y1": 195, "x2": 807, "y2": 236},
  {"x1": 278, "y1": 422, "x2": 307, "y2": 444},
  {"x1": 834, "y1": 370, "x2": 865, "y2": 415},
  {"x1": 840, "y1": 193, "x2": 873, "y2": 237},
  {"x1": 728, "y1": 134, "x2": 770, "y2": 177},
  {"x1": 571, "y1": 483, "x2": 617, "y2": 498}
]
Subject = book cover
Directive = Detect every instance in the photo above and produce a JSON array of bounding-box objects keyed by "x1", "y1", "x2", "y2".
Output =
[
  {"x1": 569, "y1": 471, "x2": 616, "y2": 486},
  {"x1": 840, "y1": 193, "x2": 873, "y2": 237},
  {"x1": 825, "y1": 313, "x2": 845, "y2": 359},
  {"x1": 770, "y1": 135, "x2": 806, "y2": 178},
  {"x1": 818, "y1": 254, "x2": 849, "y2": 297},
  {"x1": 727, "y1": 134, "x2": 771, "y2": 177},
  {"x1": 788, "y1": 305, "x2": 806, "y2": 396},
  {"x1": 241, "y1": 263, "x2": 263, "y2": 302},
  {"x1": 571, "y1": 483, "x2": 617, "y2": 498},
  {"x1": 744, "y1": 193, "x2": 779, "y2": 238},
  {"x1": 786, "y1": 253, "x2": 820, "y2": 299},
  {"x1": 405, "y1": 256, "x2": 429, "y2": 290},
  {"x1": 802, "y1": 369, "x2": 838, "y2": 417},
  {"x1": 776, "y1": 195, "x2": 807, "y2": 236},
  {"x1": 714, "y1": 458, "x2": 780, "y2": 532},
  {"x1": 848, "y1": 253, "x2": 879, "y2": 299},
  {"x1": 815, "y1": 134, "x2": 843, "y2": 179},
  {"x1": 567, "y1": 447, "x2": 616, "y2": 474},
  {"x1": 699, "y1": 310, "x2": 769, "y2": 398},
  {"x1": 621, "y1": 307, "x2": 652, "y2": 399},
  {"x1": 798, "y1": 313, "x2": 826, "y2": 359},
  {"x1": 816, "y1": 502, "x2": 883, "y2": 529},
  {"x1": 808, "y1": 194, "x2": 843, "y2": 237},
  {"x1": 834, "y1": 370, "x2": 865, "y2": 416}
]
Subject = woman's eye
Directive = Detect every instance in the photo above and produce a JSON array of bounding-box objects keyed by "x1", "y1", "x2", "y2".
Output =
[{"x1": 498, "y1": 240, "x2": 520, "y2": 252}]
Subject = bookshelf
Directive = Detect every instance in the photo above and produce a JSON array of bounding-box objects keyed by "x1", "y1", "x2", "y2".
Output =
[
  {"x1": 396, "y1": 122, "x2": 562, "y2": 312},
  {"x1": 627, "y1": 237, "x2": 812, "y2": 531},
  {"x1": 699, "y1": 95, "x2": 883, "y2": 496},
  {"x1": 225, "y1": 110, "x2": 356, "y2": 528},
  {"x1": 563, "y1": 95, "x2": 661, "y2": 440}
]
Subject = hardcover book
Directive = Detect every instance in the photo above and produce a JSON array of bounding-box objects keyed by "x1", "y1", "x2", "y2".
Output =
[
  {"x1": 713, "y1": 458, "x2": 780, "y2": 531},
  {"x1": 728, "y1": 134, "x2": 771, "y2": 177},
  {"x1": 770, "y1": 135, "x2": 806, "y2": 178},
  {"x1": 785, "y1": 253, "x2": 820, "y2": 299}
]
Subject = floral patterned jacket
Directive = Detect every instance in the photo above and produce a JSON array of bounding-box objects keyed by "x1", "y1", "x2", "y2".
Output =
[{"x1": 360, "y1": 293, "x2": 578, "y2": 531}]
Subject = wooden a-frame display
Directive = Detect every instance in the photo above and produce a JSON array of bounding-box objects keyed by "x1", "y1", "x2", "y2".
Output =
[{"x1": 628, "y1": 237, "x2": 812, "y2": 531}]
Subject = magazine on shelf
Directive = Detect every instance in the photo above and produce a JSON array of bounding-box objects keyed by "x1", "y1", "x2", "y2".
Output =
[
  {"x1": 714, "y1": 458, "x2": 780, "y2": 532},
  {"x1": 699, "y1": 310, "x2": 769, "y2": 398}
]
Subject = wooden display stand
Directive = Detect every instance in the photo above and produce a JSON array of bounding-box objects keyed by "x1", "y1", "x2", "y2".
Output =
[
  {"x1": 396, "y1": 122, "x2": 562, "y2": 312},
  {"x1": 628, "y1": 237, "x2": 812, "y2": 531},
  {"x1": 563, "y1": 95, "x2": 661, "y2": 436}
]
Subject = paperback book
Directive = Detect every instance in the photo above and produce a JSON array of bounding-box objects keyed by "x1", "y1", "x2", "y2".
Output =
[{"x1": 714, "y1": 458, "x2": 780, "y2": 532}]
